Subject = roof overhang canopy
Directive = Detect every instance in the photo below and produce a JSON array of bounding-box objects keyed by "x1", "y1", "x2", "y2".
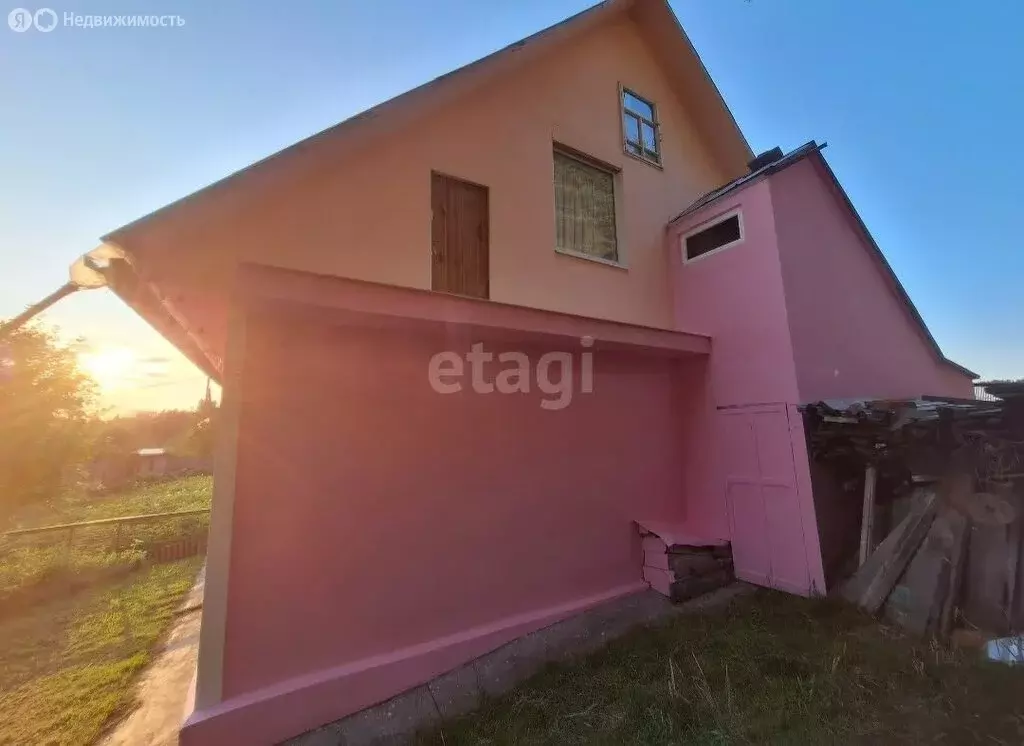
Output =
[
  {"x1": 104, "y1": 257, "x2": 223, "y2": 381},
  {"x1": 237, "y1": 263, "x2": 711, "y2": 360}
]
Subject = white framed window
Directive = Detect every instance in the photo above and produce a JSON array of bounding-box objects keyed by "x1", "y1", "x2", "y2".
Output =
[
  {"x1": 621, "y1": 87, "x2": 661, "y2": 166},
  {"x1": 553, "y1": 146, "x2": 620, "y2": 264},
  {"x1": 682, "y1": 209, "x2": 744, "y2": 263}
]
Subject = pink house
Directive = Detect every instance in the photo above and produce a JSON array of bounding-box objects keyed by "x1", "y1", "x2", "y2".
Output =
[{"x1": 95, "y1": 0, "x2": 975, "y2": 742}]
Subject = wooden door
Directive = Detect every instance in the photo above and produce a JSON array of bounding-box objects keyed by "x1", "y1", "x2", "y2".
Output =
[
  {"x1": 431, "y1": 173, "x2": 489, "y2": 299},
  {"x1": 719, "y1": 404, "x2": 814, "y2": 594}
]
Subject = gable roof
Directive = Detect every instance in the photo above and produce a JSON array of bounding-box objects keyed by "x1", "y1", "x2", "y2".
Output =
[
  {"x1": 670, "y1": 143, "x2": 977, "y2": 379},
  {"x1": 103, "y1": 0, "x2": 752, "y2": 247}
]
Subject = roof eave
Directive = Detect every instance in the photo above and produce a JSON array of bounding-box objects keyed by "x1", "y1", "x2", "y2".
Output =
[
  {"x1": 939, "y1": 358, "x2": 978, "y2": 380},
  {"x1": 808, "y1": 153, "x2": 976, "y2": 380},
  {"x1": 104, "y1": 257, "x2": 222, "y2": 382},
  {"x1": 668, "y1": 140, "x2": 822, "y2": 225}
]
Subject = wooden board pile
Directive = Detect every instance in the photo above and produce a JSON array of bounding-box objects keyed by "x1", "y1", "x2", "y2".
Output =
[
  {"x1": 640, "y1": 532, "x2": 734, "y2": 603},
  {"x1": 804, "y1": 390, "x2": 1024, "y2": 640}
]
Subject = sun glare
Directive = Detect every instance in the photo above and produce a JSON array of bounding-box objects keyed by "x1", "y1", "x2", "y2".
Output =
[{"x1": 79, "y1": 348, "x2": 137, "y2": 390}]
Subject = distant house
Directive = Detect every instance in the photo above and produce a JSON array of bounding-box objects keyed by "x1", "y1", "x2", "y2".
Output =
[
  {"x1": 86, "y1": 448, "x2": 208, "y2": 490},
  {"x1": 94, "y1": 0, "x2": 975, "y2": 742},
  {"x1": 85, "y1": 448, "x2": 168, "y2": 489},
  {"x1": 133, "y1": 448, "x2": 168, "y2": 478}
]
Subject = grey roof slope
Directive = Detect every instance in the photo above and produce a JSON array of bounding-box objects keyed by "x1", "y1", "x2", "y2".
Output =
[{"x1": 672, "y1": 140, "x2": 824, "y2": 223}]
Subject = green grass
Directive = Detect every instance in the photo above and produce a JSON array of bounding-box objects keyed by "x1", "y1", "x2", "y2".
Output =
[
  {"x1": 16, "y1": 474, "x2": 214, "y2": 526},
  {"x1": 0, "y1": 476, "x2": 212, "y2": 597},
  {"x1": 0, "y1": 557, "x2": 202, "y2": 746},
  {"x1": 418, "y1": 591, "x2": 1024, "y2": 745}
]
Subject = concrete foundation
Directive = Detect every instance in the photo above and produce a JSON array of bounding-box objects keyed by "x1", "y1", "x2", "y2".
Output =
[{"x1": 286, "y1": 584, "x2": 750, "y2": 746}]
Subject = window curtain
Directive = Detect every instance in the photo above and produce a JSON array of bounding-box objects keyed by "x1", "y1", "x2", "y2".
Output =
[{"x1": 554, "y1": 152, "x2": 617, "y2": 262}]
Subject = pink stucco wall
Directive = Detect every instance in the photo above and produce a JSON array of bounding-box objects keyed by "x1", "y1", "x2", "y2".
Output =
[
  {"x1": 665, "y1": 179, "x2": 825, "y2": 595},
  {"x1": 668, "y1": 181, "x2": 801, "y2": 407},
  {"x1": 181, "y1": 294, "x2": 705, "y2": 743},
  {"x1": 663, "y1": 154, "x2": 973, "y2": 597},
  {"x1": 770, "y1": 157, "x2": 974, "y2": 401},
  {"x1": 251, "y1": 13, "x2": 722, "y2": 329},
  {"x1": 120, "y1": 15, "x2": 729, "y2": 366},
  {"x1": 665, "y1": 183, "x2": 787, "y2": 541},
  {"x1": 673, "y1": 356, "x2": 727, "y2": 541}
]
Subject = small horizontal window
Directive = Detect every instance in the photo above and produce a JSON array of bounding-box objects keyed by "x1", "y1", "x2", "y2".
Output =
[{"x1": 684, "y1": 213, "x2": 742, "y2": 261}]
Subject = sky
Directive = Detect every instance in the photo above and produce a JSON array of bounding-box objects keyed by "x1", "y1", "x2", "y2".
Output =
[{"x1": 1, "y1": 0, "x2": 1021, "y2": 413}]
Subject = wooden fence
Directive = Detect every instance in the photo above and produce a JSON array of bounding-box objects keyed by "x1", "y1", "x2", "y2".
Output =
[{"x1": 1, "y1": 508, "x2": 211, "y2": 564}]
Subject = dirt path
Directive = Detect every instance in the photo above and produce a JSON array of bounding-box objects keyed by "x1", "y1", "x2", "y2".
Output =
[{"x1": 100, "y1": 567, "x2": 205, "y2": 746}]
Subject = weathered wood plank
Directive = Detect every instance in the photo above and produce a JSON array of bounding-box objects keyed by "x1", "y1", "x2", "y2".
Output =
[
  {"x1": 859, "y1": 464, "x2": 878, "y2": 567},
  {"x1": 939, "y1": 512, "x2": 969, "y2": 639},
  {"x1": 1004, "y1": 491, "x2": 1021, "y2": 629},
  {"x1": 885, "y1": 507, "x2": 966, "y2": 636},
  {"x1": 841, "y1": 488, "x2": 938, "y2": 614},
  {"x1": 963, "y1": 522, "x2": 1012, "y2": 634}
]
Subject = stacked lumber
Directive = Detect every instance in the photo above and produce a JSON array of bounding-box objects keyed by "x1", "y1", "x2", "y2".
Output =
[
  {"x1": 807, "y1": 392, "x2": 1024, "y2": 641},
  {"x1": 841, "y1": 488, "x2": 940, "y2": 617},
  {"x1": 840, "y1": 477, "x2": 974, "y2": 637},
  {"x1": 640, "y1": 532, "x2": 734, "y2": 603}
]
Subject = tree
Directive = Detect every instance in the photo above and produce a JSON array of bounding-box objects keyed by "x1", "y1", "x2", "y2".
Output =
[
  {"x1": 91, "y1": 409, "x2": 195, "y2": 455},
  {"x1": 0, "y1": 325, "x2": 96, "y2": 512}
]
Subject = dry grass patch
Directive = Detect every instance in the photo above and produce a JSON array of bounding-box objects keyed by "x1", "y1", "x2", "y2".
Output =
[{"x1": 419, "y1": 591, "x2": 1024, "y2": 745}]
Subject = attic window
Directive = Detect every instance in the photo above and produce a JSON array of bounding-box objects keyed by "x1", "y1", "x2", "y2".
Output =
[
  {"x1": 621, "y1": 88, "x2": 660, "y2": 166},
  {"x1": 683, "y1": 212, "x2": 743, "y2": 262}
]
